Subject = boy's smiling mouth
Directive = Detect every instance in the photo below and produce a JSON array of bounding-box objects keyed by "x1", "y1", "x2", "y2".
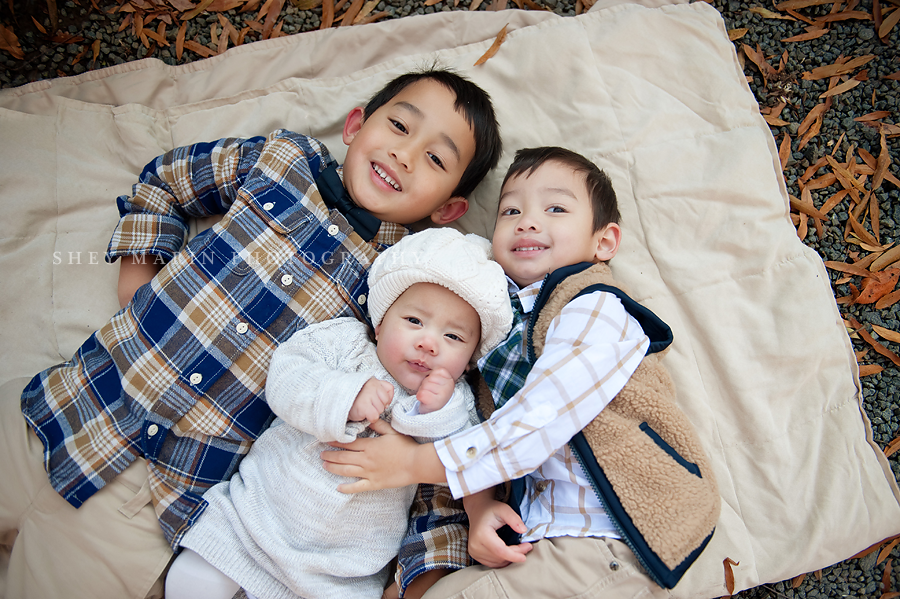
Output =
[
  {"x1": 372, "y1": 163, "x2": 402, "y2": 191},
  {"x1": 512, "y1": 240, "x2": 548, "y2": 253}
]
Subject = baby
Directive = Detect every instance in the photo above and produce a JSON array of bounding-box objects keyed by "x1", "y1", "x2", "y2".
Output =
[{"x1": 164, "y1": 227, "x2": 513, "y2": 599}]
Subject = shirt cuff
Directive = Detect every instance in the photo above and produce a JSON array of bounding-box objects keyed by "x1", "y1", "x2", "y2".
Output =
[{"x1": 105, "y1": 214, "x2": 188, "y2": 263}]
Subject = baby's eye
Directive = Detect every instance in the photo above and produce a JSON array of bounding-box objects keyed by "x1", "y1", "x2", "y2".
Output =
[
  {"x1": 428, "y1": 153, "x2": 445, "y2": 170},
  {"x1": 391, "y1": 119, "x2": 408, "y2": 134},
  {"x1": 499, "y1": 207, "x2": 520, "y2": 216},
  {"x1": 445, "y1": 333, "x2": 463, "y2": 342},
  {"x1": 405, "y1": 317, "x2": 422, "y2": 326},
  {"x1": 547, "y1": 205, "x2": 567, "y2": 213}
]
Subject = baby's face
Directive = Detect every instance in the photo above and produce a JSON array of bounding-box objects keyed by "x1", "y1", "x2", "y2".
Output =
[
  {"x1": 492, "y1": 160, "x2": 608, "y2": 288},
  {"x1": 375, "y1": 283, "x2": 481, "y2": 393},
  {"x1": 341, "y1": 80, "x2": 476, "y2": 225}
]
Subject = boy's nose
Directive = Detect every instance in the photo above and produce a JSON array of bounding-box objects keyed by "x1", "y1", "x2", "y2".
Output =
[
  {"x1": 390, "y1": 145, "x2": 412, "y2": 171},
  {"x1": 417, "y1": 333, "x2": 438, "y2": 354},
  {"x1": 516, "y1": 215, "x2": 540, "y2": 232}
]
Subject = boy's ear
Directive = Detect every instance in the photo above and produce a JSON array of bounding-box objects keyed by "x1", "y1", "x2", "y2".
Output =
[
  {"x1": 342, "y1": 107, "x2": 366, "y2": 146},
  {"x1": 594, "y1": 222, "x2": 622, "y2": 262},
  {"x1": 430, "y1": 197, "x2": 469, "y2": 225}
]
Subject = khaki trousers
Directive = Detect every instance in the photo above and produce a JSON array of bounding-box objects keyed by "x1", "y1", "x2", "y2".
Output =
[
  {"x1": 422, "y1": 536, "x2": 672, "y2": 599},
  {"x1": 0, "y1": 377, "x2": 172, "y2": 599}
]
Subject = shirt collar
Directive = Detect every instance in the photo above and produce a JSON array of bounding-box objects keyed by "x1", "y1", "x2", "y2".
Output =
[{"x1": 507, "y1": 277, "x2": 542, "y2": 314}]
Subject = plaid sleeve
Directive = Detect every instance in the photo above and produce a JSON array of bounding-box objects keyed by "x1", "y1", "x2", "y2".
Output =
[
  {"x1": 395, "y1": 483, "x2": 474, "y2": 597},
  {"x1": 106, "y1": 133, "x2": 267, "y2": 262}
]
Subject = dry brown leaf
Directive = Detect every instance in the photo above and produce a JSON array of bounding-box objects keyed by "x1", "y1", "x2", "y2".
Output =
[
  {"x1": 825, "y1": 260, "x2": 875, "y2": 278},
  {"x1": 816, "y1": 10, "x2": 872, "y2": 23},
  {"x1": 168, "y1": 0, "x2": 198, "y2": 10},
  {"x1": 31, "y1": 16, "x2": 48, "y2": 34},
  {"x1": 885, "y1": 436, "x2": 900, "y2": 458},
  {"x1": 873, "y1": 324, "x2": 900, "y2": 343},
  {"x1": 175, "y1": 21, "x2": 186, "y2": 58},
  {"x1": 728, "y1": 27, "x2": 748, "y2": 40},
  {"x1": 792, "y1": 573, "x2": 806, "y2": 589},
  {"x1": 742, "y1": 43, "x2": 779, "y2": 85},
  {"x1": 91, "y1": 38, "x2": 101, "y2": 68},
  {"x1": 879, "y1": 538, "x2": 900, "y2": 567},
  {"x1": 764, "y1": 114, "x2": 791, "y2": 126},
  {"x1": 779, "y1": 134, "x2": 791, "y2": 171},
  {"x1": 884, "y1": 559, "x2": 894, "y2": 595},
  {"x1": 819, "y1": 77, "x2": 861, "y2": 98},
  {"x1": 775, "y1": 0, "x2": 832, "y2": 8},
  {"x1": 47, "y1": 0, "x2": 58, "y2": 33},
  {"x1": 826, "y1": 154, "x2": 869, "y2": 194},
  {"x1": 859, "y1": 363, "x2": 884, "y2": 376},
  {"x1": 474, "y1": 24, "x2": 507, "y2": 66},
  {"x1": 749, "y1": 6, "x2": 794, "y2": 19},
  {"x1": 877, "y1": 288, "x2": 900, "y2": 310},
  {"x1": 0, "y1": 24, "x2": 25, "y2": 60},
  {"x1": 790, "y1": 194, "x2": 827, "y2": 220},
  {"x1": 782, "y1": 27, "x2": 829, "y2": 41},
  {"x1": 857, "y1": 269, "x2": 900, "y2": 304},
  {"x1": 181, "y1": 0, "x2": 215, "y2": 19},
  {"x1": 849, "y1": 317, "x2": 900, "y2": 367},
  {"x1": 183, "y1": 39, "x2": 215, "y2": 56},
  {"x1": 802, "y1": 54, "x2": 875, "y2": 80},
  {"x1": 856, "y1": 111, "x2": 893, "y2": 122},
  {"x1": 723, "y1": 557, "x2": 739, "y2": 596},
  {"x1": 873, "y1": 130, "x2": 891, "y2": 191},
  {"x1": 886, "y1": 71, "x2": 900, "y2": 81},
  {"x1": 353, "y1": 0, "x2": 379, "y2": 22},
  {"x1": 320, "y1": 0, "x2": 333, "y2": 28},
  {"x1": 879, "y1": 5, "x2": 900, "y2": 37},
  {"x1": 798, "y1": 103, "x2": 826, "y2": 135},
  {"x1": 338, "y1": 0, "x2": 362, "y2": 26}
]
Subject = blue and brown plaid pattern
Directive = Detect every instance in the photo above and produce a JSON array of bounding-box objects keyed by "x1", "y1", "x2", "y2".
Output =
[{"x1": 22, "y1": 129, "x2": 407, "y2": 547}]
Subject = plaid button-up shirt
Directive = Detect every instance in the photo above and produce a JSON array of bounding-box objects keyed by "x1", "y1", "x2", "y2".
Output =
[
  {"x1": 397, "y1": 279, "x2": 649, "y2": 591},
  {"x1": 21, "y1": 129, "x2": 407, "y2": 548},
  {"x1": 440, "y1": 278, "x2": 649, "y2": 538}
]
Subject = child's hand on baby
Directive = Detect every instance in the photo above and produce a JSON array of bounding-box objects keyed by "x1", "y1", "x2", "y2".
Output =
[
  {"x1": 349, "y1": 378, "x2": 394, "y2": 422},
  {"x1": 416, "y1": 368, "x2": 454, "y2": 414}
]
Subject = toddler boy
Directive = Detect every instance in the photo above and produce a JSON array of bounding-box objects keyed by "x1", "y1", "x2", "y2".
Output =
[
  {"x1": 0, "y1": 69, "x2": 501, "y2": 599},
  {"x1": 324, "y1": 147, "x2": 720, "y2": 599}
]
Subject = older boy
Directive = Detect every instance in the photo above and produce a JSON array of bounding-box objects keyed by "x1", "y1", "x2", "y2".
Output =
[
  {"x1": 324, "y1": 147, "x2": 720, "y2": 599},
  {"x1": 0, "y1": 69, "x2": 501, "y2": 599}
]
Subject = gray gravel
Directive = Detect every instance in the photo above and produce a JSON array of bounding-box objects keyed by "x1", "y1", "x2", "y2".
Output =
[{"x1": 1, "y1": 0, "x2": 899, "y2": 596}]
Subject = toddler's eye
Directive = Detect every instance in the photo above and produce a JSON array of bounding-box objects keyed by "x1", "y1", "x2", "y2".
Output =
[
  {"x1": 391, "y1": 119, "x2": 408, "y2": 134},
  {"x1": 428, "y1": 153, "x2": 445, "y2": 169},
  {"x1": 547, "y1": 205, "x2": 567, "y2": 213},
  {"x1": 500, "y1": 207, "x2": 520, "y2": 216}
]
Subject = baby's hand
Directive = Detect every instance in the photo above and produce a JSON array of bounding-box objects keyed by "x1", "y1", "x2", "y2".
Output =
[
  {"x1": 349, "y1": 378, "x2": 394, "y2": 422},
  {"x1": 416, "y1": 368, "x2": 455, "y2": 414}
]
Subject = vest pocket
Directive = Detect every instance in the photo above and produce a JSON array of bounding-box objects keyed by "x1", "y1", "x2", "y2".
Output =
[{"x1": 639, "y1": 422, "x2": 701, "y2": 477}]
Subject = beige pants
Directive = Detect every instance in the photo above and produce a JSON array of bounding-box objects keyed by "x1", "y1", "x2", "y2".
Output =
[
  {"x1": 422, "y1": 536, "x2": 672, "y2": 599},
  {"x1": 0, "y1": 377, "x2": 172, "y2": 599}
]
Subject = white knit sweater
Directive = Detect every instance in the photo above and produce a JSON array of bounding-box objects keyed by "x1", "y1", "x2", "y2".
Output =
[{"x1": 180, "y1": 317, "x2": 477, "y2": 599}]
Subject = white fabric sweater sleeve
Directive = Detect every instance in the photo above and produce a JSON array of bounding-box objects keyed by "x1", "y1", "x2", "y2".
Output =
[
  {"x1": 265, "y1": 317, "x2": 377, "y2": 443},
  {"x1": 435, "y1": 292, "x2": 650, "y2": 498},
  {"x1": 389, "y1": 380, "x2": 478, "y2": 443}
]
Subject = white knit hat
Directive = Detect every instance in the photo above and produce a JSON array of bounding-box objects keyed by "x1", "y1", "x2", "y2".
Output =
[{"x1": 368, "y1": 228, "x2": 513, "y2": 359}]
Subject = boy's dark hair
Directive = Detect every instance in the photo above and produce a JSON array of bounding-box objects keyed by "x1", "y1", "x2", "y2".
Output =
[
  {"x1": 501, "y1": 146, "x2": 620, "y2": 232},
  {"x1": 364, "y1": 69, "x2": 502, "y2": 200}
]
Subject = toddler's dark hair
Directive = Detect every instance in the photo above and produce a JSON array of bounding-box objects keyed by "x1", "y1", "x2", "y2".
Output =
[
  {"x1": 364, "y1": 69, "x2": 502, "y2": 200},
  {"x1": 501, "y1": 147, "x2": 620, "y2": 232}
]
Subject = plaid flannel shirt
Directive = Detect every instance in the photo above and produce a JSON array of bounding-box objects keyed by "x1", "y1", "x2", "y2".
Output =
[{"x1": 21, "y1": 129, "x2": 407, "y2": 548}]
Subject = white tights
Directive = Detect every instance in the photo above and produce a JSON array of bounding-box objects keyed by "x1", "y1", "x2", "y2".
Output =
[{"x1": 165, "y1": 548, "x2": 254, "y2": 599}]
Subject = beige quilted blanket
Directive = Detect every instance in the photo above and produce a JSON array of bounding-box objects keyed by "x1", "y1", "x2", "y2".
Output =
[{"x1": 1, "y1": 0, "x2": 898, "y2": 596}]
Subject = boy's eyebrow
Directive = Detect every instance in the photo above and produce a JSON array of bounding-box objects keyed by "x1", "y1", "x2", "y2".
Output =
[
  {"x1": 395, "y1": 101, "x2": 461, "y2": 162},
  {"x1": 499, "y1": 186, "x2": 578, "y2": 202}
]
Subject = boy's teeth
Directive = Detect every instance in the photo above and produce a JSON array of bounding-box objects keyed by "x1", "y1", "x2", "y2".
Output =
[
  {"x1": 373, "y1": 165, "x2": 401, "y2": 191},
  {"x1": 515, "y1": 246, "x2": 543, "y2": 251}
]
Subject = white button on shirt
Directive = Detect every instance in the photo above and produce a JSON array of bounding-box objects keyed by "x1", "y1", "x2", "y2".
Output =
[{"x1": 435, "y1": 279, "x2": 650, "y2": 542}]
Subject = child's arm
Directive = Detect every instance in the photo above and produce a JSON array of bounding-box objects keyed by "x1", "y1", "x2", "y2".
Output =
[
  {"x1": 267, "y1": 318, "x2": 386, "y2": 442},
  {"x1": 117, "y1": 255, "x2": 162, "y2": 308},
  {"x1": 324, "y1": 292, "x2": 648, "y2": 496}
]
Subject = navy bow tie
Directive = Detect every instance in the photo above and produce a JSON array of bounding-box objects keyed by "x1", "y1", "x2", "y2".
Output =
[{"x1": 317, "y1": 165, "x2": 382, "y2": 242}]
